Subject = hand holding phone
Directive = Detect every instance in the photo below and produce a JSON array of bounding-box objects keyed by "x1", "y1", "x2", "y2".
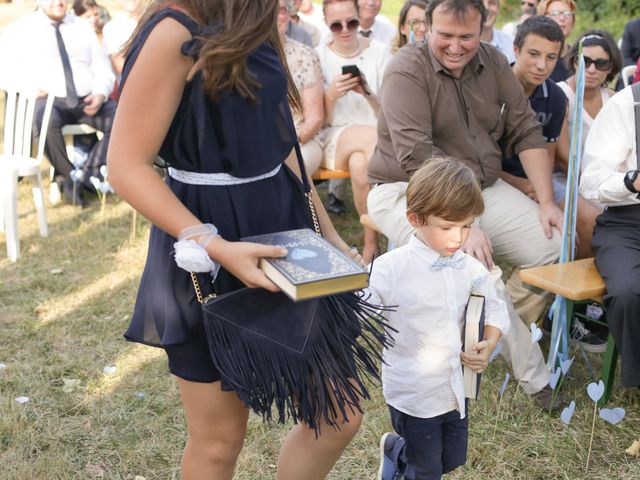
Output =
[{"x1": 341, "y1": 64, "x2": 361, "y2": 78}]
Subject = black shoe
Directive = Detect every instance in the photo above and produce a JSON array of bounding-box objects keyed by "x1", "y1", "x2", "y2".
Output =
[
  {"x1": 62, "y1": 179, "x2": 84, "y2": 207},
  {"x1": 570, "y1": 318, "x2": 607, "y2": 353},
  {"x1": 325, "y1": 192, "x2": 346, "y2": 214}
]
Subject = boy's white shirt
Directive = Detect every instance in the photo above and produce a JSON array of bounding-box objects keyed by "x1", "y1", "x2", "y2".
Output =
[{"x1": 366, "y1": 235, "x2": 510, "y2": 420}]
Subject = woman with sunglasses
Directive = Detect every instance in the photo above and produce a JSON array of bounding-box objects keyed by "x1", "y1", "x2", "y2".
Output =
[
  {"x1": 395, "y1": 0, "x2": 427, "y2": 51},
  {"x1": 316, "y1": 0, "x2": 390, "y2": 263},
  {"x1": 555, "y1": 30, "x2": 623, "y2": 258},
  {"x1": 538, "y1": 0, "x2": 576, "y2": 81}
]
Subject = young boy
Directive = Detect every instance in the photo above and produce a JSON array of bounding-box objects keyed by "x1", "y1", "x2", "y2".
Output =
[{"x1": 369, "y1": 158, "x2": 510, "y2": 480}]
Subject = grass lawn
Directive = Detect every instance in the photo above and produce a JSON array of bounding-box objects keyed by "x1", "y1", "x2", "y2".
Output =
[{"x1": 1, "y1": 1, "x2": 640, "y2": 479}]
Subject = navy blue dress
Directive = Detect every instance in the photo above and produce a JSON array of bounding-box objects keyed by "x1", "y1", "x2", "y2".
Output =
[{"x1": 121, "y1": 9, "x2": 314, "y2": 347}]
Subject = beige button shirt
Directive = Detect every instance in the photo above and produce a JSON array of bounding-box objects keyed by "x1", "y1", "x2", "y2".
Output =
[{"x1": 368, "y1": 40, "x2": 545, "y2": 187}]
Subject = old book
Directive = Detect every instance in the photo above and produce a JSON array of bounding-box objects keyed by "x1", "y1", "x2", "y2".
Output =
[
  {"x1": 463, "y1": 293, "x2": 485, "y2": 400},
  {"x1": 241, "y1": 228, "x2": 369, "y2": 301}
]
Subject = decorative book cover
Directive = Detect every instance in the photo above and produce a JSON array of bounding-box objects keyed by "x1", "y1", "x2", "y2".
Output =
[
  {"x1": 463, "y1": 293, "x2": 485, "y2": 400},
  {"x1": 241, "y1": 228, "x2": 369, "y2": 301}
]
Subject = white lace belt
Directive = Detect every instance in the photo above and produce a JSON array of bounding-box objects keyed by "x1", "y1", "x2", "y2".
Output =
[{"x1": 167, "y1": 165, "x2": 282, "y2": 185}]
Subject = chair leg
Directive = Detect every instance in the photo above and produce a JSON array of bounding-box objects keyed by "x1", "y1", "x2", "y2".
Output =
[
  {"x1": 2, "y1": 168, "x2": 20, "y2": 261},
  {"x1": 599, "y1": 333, "x2": 618, "y2": 407},
  {"x1": 30, "y1": 173, "x2": 48, "y2": 237}
]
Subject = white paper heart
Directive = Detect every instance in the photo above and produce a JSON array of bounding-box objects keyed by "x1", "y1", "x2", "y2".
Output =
[
  {"x1": 599, "y1": 407, "x2": 625, "y2": 425},
  {"x1": 587, "y1": 380, "x2": 605, "y2": 402},
  {"x1": 290, "y1": 248, "x2": 317, "y2": 261},
  {"x1": 70, "y1": 169, "x2": 84, "y2": 182},
  {"x1": 103, "y1": 365, "x2": 117, "y2": 375},
  {"x1": 560, "y1": 400, "x2": 575, "y2": 425},
  {"x1": 561, "y1": 356, "x2": 574, "y2": 375},
  {"x1": 0, "y1": 363, "x2": 6, "y2": 371},
  {"x1": 489, "y1": 342, "x2": 502, "y2": 363},
  {"x1": 530, "y1": 322, "x2": 543, "y2": 344},
  {"x1": 98, "y1": 183, "x2": 112, "y2": 194},
  {"x1": 135, "y1": 392, "x2": 146, "y2": 399},
  {"x1": 549, "y1": 366, "x2": 562, "y2": 390},
  {"x1": 499, "y1": 372, "x2": 510, "y2": 397},
  {"x1": 15, "y1": 396, "x2": 30, "y2": 404},
  {"x1": 100, "y1": 165, "x2": 108, "y2": 180},
  {"x1": 89, "y1": 176, "x2": 101, "y2": 191}
]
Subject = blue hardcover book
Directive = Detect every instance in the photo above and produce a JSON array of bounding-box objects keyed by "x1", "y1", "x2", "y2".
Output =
[
  {"x1": 463, "y1": 293, "x2": 486, "y2": 399},
  {"x1": 241, "y1": 228, "x2": 369, "y2": 301}
]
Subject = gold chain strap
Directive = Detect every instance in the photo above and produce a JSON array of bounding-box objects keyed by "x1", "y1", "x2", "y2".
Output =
[
  {"x1": 190, "y1": 271, "x2": 217, "y2": 305},
  {"x1": 191, "y1": 191, "x2": 321, "y2": 304},
  {"x1": 306, "y1": 191, "x2": 321, "y2": 235}
]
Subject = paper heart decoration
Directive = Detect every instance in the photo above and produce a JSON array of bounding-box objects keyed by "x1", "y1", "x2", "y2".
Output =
[
  {"x1": 103, "y1": 365, "x2": 117, "y2": 375},
  {"x1": 136, "y1": 392, "x2": 146, "y2": 399},
  {"x1": 489, "y1": 342, "x2": 502, "y2": 363},
  {"x1": 499, "y1": 372, "x2": 510, "y2": 397},
  {"x1": 70, "y1": 169, "x2": 84, "y2": 182},
  {"x1": 560, "y1": 400, "x2": 575, "y2": 425},
  {"x1": 530, "y1": 322, "x2": 543, "y2": 344},
  {"x1": 0, "y1": 363, "x2": 6, "y2": 371},
  {"x1": 15, "y1": 396, "x2": 30, "y2": 404},
  {"x1": 98, "y1": 183, "x2": 112, "y2": 194},
  {"x1": 561, "y1": 356, "x2": 574, "y2": 375},
  {"x1": 89, "y1": 176, "x2": 101, "y2": 190},
  {"x1": 290, "y1": 248, "x2": 317, "y2": 261},
  {"x1": 100, "y1": 165, "x2": 108, "y2": 180},
  {"x1": 599, "y1": 407, "x2": 625, "y2": 425},
  {"x1": 549, "y1": 366, "x2": 562, "y2": 390},
  {"x1": 587, "y1": 380, "x2": 605, "y2": 402}
]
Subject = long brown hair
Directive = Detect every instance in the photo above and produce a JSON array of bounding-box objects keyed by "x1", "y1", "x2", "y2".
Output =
[{"x1": 127, "y1": 0, "x2": 301, "y2": 109}]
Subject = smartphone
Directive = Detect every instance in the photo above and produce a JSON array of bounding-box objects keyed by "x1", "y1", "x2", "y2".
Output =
[{"x1": 341, "y1": 64, "x2": 361, "y2": 78}]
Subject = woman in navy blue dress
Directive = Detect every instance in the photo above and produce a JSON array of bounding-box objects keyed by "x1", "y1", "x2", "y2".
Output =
[{"x1": 107, "y1": 0, "x2": 374, "y2": 478}]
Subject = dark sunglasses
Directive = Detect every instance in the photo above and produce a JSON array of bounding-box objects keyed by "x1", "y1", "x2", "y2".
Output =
[
  {"x1": 329, "y1": 18, "x2": 359, "y2": 33},
  {"x1": 581, "y1": 55, "x2": 612, "y2": 71}
]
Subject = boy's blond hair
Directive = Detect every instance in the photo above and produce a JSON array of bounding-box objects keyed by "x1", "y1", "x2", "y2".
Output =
[{"x1": 406, "y1": 157, "x2": 484, "y2": 223}]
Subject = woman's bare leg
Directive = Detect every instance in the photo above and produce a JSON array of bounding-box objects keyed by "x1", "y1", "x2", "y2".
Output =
[
  {"x1": 335, "y1": 125, "x2": 380, "y2": 262},
  {"x1": 276, "y1": 406, "x2": 364, "y2": 479},
  {"x1": 177, "y1": 378, "x2": 250, "y2": 480}
]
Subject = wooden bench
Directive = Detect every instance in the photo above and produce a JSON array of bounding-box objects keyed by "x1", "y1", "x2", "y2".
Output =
[
  {"x1": 519, "y1": 258, "x2": 617, "y2": 405},
  {"x1": 311, "y1": 168, "x2": 350, "y2": 181}
]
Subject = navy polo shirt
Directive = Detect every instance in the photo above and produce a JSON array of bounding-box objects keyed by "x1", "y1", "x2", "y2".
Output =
[{"x1": 502, "y1": 78, "x2": 567, "y2": 178}]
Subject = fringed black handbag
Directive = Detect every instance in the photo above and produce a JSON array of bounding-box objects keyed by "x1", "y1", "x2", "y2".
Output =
[{"x1": 191, "y1": 143, "x2": 392, "y2": 433}]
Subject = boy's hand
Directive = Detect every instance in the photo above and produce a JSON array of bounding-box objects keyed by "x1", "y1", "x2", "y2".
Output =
[{"x1": 460, "y1": 340, "x2": 494, "y2": 374}]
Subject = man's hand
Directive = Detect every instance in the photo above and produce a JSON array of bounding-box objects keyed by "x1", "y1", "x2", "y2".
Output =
[
  {"x1": 500, "y1": 172, "x2": 538, "y2": 202},
  {"x1": 461, "y1": 225, "x2": 494, "y2": 269},
  {"x1": 538, "y1": 201, "x2": 564, "y2": 239},
  {"x1": 82, "y1": 94, "x2": 106, "y2": 117}
]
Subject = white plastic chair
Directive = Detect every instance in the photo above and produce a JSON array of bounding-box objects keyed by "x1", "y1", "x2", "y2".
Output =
[
  {"x1": 0, "y1": 90, "x2": 54, "y2": 261},
  {"x1": 622, "y1": 64, "x2": 637, "y2": 89}
]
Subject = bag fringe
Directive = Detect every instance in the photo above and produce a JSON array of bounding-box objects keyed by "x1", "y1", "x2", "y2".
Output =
[{"x1": 202, "y1": 291, "x2": 394, "y2": 434}]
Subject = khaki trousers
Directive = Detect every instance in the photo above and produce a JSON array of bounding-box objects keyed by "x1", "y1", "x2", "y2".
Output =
[{"x1": 368, "y1": 179, "x2": 560, "y2": 393}]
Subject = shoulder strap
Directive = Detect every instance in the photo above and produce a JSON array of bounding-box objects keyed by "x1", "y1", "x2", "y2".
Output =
[{"x1": 632, "y1": 82, "x2": 640, "y2": 170}]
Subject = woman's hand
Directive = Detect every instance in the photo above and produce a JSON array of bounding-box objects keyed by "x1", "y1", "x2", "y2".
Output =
[
  {"x1": 207, "y1": 237, "x2": 288, "y2": 291},
  {"x1": 326, "y1": 72, "x2": 361, "y2": 102},
  {"x1": 352, "y1": 71, "x2": 371, "y2": 96}
]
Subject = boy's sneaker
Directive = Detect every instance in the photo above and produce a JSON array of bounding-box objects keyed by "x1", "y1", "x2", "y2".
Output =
[
  {"x1": 378, "y1": 432, "x2": 403, "y2": 480},
  {"x1": 570, "y1": 318, "x2": 608, "y2": 353}
]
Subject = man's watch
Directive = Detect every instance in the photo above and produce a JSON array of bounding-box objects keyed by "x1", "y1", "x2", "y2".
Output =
[{"x1": 623, "y1": 170, "x2": 639, "y2": 193}]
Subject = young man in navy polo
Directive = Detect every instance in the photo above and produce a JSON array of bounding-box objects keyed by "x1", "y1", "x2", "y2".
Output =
[{"x1": 500, "y1": 15, "x2": 567, "y2": 203}]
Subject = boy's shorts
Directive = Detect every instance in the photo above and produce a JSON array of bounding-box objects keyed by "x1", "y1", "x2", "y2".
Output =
[{"x1": 387, "y1": 404, "x2": 468, "y2": 480}]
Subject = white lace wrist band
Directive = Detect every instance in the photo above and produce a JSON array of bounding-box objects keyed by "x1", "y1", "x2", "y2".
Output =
[{"x1": 174, "y1": 223, "x2": 220, "y2": 280}]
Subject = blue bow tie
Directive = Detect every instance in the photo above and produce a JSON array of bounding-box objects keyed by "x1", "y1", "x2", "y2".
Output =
[{"x1": 431, "y1": 252, "x2": 466, "y2": 271}]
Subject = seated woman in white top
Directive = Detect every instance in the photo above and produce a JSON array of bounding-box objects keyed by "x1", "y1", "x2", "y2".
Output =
[
  {"x1": 556, "y1": 29, "x2": 622, "y2": 258},
  {"x1": 278, "y1": 0, "x2": 324, "y2": 175},
  {"x1": 316, "y1": 0, "x2": 390, "y2": 262}
]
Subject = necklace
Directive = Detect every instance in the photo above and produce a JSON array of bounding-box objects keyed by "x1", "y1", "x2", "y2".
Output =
[{"x1": 329, "y1": 39, "x2": 361, "y2": 58}]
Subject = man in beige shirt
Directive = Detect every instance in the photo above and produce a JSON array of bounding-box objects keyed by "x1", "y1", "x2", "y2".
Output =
[{"x1": 367, "y1": 0, "x2": 564, "y2": 404}]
